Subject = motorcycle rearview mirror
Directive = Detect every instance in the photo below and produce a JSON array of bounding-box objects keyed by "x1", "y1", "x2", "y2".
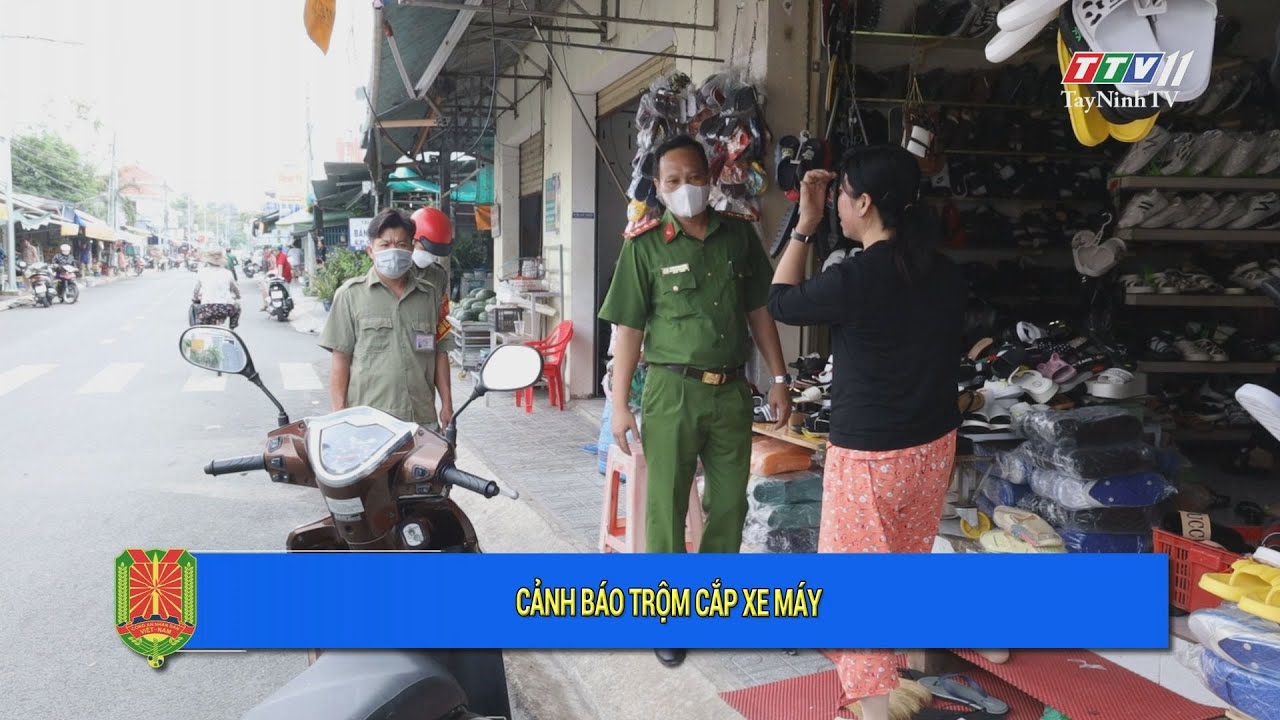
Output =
[
  {"x1": 177, "y1": 327, "x2": 292, "y2": 427},
  {"x1": 443, "y1": 344, "x2": 545, "y2": 445}
]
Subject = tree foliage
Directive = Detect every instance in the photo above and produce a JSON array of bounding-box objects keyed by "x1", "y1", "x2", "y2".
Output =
[{"x1": 11, "y1": 131, "x2": 104, "y2": 206}]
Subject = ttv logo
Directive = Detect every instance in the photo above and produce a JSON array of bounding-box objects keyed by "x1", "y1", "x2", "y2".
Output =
[{"x1": 1063, "y1": 52, "x2": 1194, "y2": 89}]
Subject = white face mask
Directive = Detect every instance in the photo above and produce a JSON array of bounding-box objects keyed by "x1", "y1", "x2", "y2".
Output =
[
  {"x1": 412, "y1": 248, "x2": 437, "y2": 268},
  {"x1": 374, "y1": 248, "x2": 413, "y2": 279},
  {"x1": 659, "y1": 183, "x2": 711, "y2": 218}
]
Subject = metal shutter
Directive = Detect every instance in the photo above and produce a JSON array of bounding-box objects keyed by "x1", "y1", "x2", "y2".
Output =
[
  {"x1": 596, "y1": 49, "x2": 675, "y2": 118},
  {"x1": 519, "y1": 133, "x2": 543, "y2": 197}
]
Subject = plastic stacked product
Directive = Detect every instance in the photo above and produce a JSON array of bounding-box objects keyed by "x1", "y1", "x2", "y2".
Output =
[
  {"x1": 1182, "y1": 602, "x2": 1280, "y2": 720},
  {"x1": 742, "y1": 438, "x2": 819, "y2": 553},
  {"x1": 624, "y1": 69, "x2": 768, "y2": 238},
  {"x1": 986, "y1": 407, "x2": 1173, "y2": 553}
]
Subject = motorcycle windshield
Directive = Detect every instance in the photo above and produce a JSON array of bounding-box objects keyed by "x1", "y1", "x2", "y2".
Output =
[{"x1": 305, "y1": 407, "x2": 417, "y2": 488}]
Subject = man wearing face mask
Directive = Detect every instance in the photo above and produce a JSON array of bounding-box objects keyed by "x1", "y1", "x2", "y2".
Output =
[
  {"x1": 599, "y1": 134, "x2": 791, "y2": 669},
  {"x1": 319, "y1": 208, "x2": 456, "y2": 429}
]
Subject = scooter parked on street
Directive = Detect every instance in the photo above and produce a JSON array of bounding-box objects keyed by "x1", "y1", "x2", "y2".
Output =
[
  {"x1": 266, "y1": 273, "x2": 293, "y2": 322},
  {"x1": 178, "y1": 327, "x2": 540, "y2": 720},
  {"x1": 16, "y1": 260, "x2": 55, "y2": 308}
]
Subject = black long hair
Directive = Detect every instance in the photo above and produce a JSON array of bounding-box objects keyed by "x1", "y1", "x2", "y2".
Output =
[{"x1": 838, "y1": 144, "x2": 942, "y2": 284}]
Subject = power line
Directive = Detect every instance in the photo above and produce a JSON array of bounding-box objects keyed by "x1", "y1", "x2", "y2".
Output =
[{"x1": 11, "y1": 155, "x2": 102, "y2": 204}]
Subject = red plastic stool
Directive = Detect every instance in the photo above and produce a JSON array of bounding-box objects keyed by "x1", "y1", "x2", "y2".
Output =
[{"x1": 599, "y1": 445, "x2": 704, "y2": 553}]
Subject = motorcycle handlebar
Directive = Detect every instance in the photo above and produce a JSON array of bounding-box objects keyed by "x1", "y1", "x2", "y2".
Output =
[
  {"x1": 204, "y1": 455, "x2": 268, "y2": 476},
  {"x1": 440, "y1": 466, "x2": 500, "y2": 498}
]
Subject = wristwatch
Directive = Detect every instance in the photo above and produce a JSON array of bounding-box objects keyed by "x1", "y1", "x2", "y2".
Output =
[
  {"x1": 790, "y1": 229, "x2": 813, "y2": 244},
  {"x1": 773, "y1": 374, "x2": 793, "y2": 385}
]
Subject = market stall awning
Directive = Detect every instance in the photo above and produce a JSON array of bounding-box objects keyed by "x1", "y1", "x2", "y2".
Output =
[
  {"x1": 0, "y1": 191, "x2": 78, "y2": 233},
  {"x1": 386, "y1": 165, "x2": 493, "y2": 203},
  {"x1": 69, "y1": 210, "x2": 114, "y2": 241},
  {"x1": 276, "y1": 208, "x2": 313, "y2": 227}
]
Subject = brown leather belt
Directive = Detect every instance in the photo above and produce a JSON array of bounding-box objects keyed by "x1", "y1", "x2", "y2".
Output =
[{"x1": 656, "y1": 364, "x2": 744, "y2": 386}]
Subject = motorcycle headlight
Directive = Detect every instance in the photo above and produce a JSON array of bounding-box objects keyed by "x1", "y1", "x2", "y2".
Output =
[{"x1": 306, "y1": 408, "x2": 417, "y2": 488}]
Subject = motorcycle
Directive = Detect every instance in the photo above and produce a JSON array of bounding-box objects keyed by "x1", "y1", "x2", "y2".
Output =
[
  {"x1": 242, "y1": 258, "x2": 258, "y2": 279},
  {"x1": 53, "y1": 262, "x2": 79, "y2": 304},
  {"x1": 132, "y1": 256, "x2": 145, "y2": 276},
  {"x1": 16, "y1": 260, "x2": 55, "y2": 308},
  {"x1": 177, "y1": 327, "x2": 541, "y2": 720},
  {"x1": 266, "y1": 273, "x2": 293, "y2": 322},
  {"x1": 187, "y1": 257, "x2": 200, "y2": 272}
]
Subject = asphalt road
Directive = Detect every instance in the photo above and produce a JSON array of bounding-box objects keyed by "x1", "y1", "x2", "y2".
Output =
[{"x1": 0, "y1": 269, "x2": 332, "y2": 719}]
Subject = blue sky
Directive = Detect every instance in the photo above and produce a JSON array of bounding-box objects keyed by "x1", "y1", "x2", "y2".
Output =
[{"x1": 1, "y1": 0, "x2": 373, "y2": 208}]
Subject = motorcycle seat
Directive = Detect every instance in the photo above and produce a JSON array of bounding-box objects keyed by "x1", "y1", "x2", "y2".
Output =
[{"x1": 240, "y1": 651, "x2": 471, "y2": 720}]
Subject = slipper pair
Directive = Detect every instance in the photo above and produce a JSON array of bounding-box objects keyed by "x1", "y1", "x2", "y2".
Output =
[
  {"x1": 1201, "y1": 560, "x2": 1280, "y2": 623},
  {"x1": 993, "y1": 505, "x2": 1064, "y2": 548},
  {"x1": 775, "y1": 134, "x2": 824, "y2": 201}
]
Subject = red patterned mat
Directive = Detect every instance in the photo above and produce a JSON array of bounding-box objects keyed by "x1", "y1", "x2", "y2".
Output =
[
  {"x1": 953, "y1": 650, "x2": 1224, "y2": 720},
  {"x1": 720, "y1": 655, "x2": 1044, "y2": 720}
]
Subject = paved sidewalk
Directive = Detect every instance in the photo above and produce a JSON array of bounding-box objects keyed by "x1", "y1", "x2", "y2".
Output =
[
  {"x1": 452, "y1": 377, "x2": 833, "y2": 712},
  {"x1": 0, "y1": 270, "x2": 143, "y2": 312},
  {"x1": 286, "y1": 289, "x2": 328, "y2": 335}
]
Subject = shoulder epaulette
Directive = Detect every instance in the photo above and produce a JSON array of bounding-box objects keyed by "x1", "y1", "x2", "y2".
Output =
[{"x1": 623, "y1": 216, "x2": 661, "y2": 240}]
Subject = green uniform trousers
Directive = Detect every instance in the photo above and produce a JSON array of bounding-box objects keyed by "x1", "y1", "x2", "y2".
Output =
[{"x1": 640, "y1": 365, "x2": 753, "y2": 553}]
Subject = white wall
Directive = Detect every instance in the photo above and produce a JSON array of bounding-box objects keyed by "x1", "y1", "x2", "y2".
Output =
[{"x1": 493, "y1": 0, "x2": 816, "y2": 397}]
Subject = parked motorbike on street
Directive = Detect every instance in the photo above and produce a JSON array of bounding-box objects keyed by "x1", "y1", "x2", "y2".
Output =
[
  {"x1": 16, "y1": 260, "x2": 55, "y2": 308},
  {"x1": 52, "y1": 261, "x2": 79, "y2": 304},
  {"x1": 178, "y1": 326, "x2": 540, "y2": 720},
  {"x1": 131, "y1": 256, "x2": 145, "y2": 276},
  {"x1": 266, "y1": 273, "x2": 293, "y2": 322}
]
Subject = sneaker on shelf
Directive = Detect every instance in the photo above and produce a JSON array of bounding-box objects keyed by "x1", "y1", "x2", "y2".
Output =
[
  {"x1": 1119, "y1": 190, "x2": 1169, "y2": 229},
  {"x1": 1157, "y1": 133, "x2": 1199, "y2": 176},
  {"x1": 1147, "y1": 333, "x2": 1184, "y2": 361},
  {"x1": 1227, "y1": 192, "x2": 1280, "y2": 230},
  {"x1": 1265, "y1": 258, "x2": 1280, "y2": 278},
  {"x1": 1139, "y1": 196, "x2": 1190, "y2": 229},
  {"x1": 1173, "y1": 193, "x2": 1220, "y2": 229},
  {"x1": 1219, "y1": 133, "x2": 1265, "y2": 177},
  {"x1": 1200, "y1": 194, "x2": 1248, "y2": 229},
  {"x1": 1213, "y1": 324, "x2": 1239, "y2": 345},
  {"x1": 1226, "y1": 335, "x2": 1271, "y2": 362},
  {"x1": 1231, "y1": 262, "x2": 1277, "y2": 292},
  {"x1": 1174, "y1": 336, "x2": 1212, "y2": 362},
  {"x1": 1180, "y1": 271, "x2": 1224, "y2": 294},
  {"x1": 1114, "y1": 125, "x2": 1172, "y2": 176},
  {"x1": 1196, "y1": 338, "x2": 1230, "y2": 362},
  {"x1": 1268, "y1": 340, "x2": 1280, "y2": 362},
  {"x1": 1188, "y1": 130, "x2": 1236, "y2": 176},
  {"x1": 1119, "y1": 274, "x2": 1155, "y2": 294},
  {"x1": 1254, "y1": 130, "x2": 1280, "y2": 176},
  {"x1": 1226, "y1": 403, "x2": 1256, "y2": 428},
  {"x1": 1150, "y1": 271, "x2": 1182, "y2": 294}
]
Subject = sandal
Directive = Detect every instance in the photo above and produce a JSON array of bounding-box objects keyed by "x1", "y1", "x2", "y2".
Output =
[
  {"x1": 993, "y1": 506, "x2": 1063, "y2": 548},
  {"x1": 1037, "y1": 353, "x2": 1078, "y2": 384},
  {"x1": 920, "y1": 674, "x2": 1009, "y2": 716},
  {"x1": 1087, "y1": 368, "x2": 1144, "y2": 400}
]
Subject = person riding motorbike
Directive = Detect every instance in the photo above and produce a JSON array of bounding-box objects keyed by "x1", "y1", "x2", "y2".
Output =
[
  {"x1": 192, "y1": 249, "x2": 242, "y2": 329},
  {"x1": 51, "y1": 244, "x2": 75, "y2": 268}
]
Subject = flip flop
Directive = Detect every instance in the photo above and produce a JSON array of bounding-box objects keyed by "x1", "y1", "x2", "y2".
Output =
[
  {"x1": 1151, "y1": 0, "x2": 1218, "y2": 103},
  {"x1": 1057, "y1": 32, "x2": 1109, "y2": 147},
  {"x1": 920, "y1": 674, "x2": 1010, "y2": 715},
  {"x1": 1240, "y1": 585, "x2": 1280, "y2": 624},
  {"x1": 1200, "y1": 559, "x2": 1280, "y2": 602},
  {"x1": 997, "y1": 0, "x2": 1065, "y2": 31},
  {"x1": 980, "y1": 529, "x2": 1067, "y2": 553},
  {"x1": 1037, "y1": 353, "x2": 1077, "y2": 385},
  {"x1": 1069, "y1": 0, "x2": 1165, "y2": 99}
]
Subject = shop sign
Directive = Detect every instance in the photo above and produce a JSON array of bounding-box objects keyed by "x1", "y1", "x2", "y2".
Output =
[
  {"x1": 348, "y1": 217, "x2": 372, "y2": 251},
  {"x1": 544, "y1": 174, "x2": 560, "y2": 235},
  {"x1": 572, "y1": 211, "x2": 594, "y2": 219}
]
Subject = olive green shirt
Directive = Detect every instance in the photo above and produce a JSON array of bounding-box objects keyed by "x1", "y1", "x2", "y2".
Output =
[
  {"x1": 319, "y1": 265, "x2": 456, "y2": 427},
  {"x1": 598, "y1": 209, "x2": 773, "y2": 368}
]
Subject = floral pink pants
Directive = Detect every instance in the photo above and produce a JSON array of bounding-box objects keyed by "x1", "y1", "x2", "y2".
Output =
[{"x1": 819, "y1": 430, "x2": 958, "y2": 704}]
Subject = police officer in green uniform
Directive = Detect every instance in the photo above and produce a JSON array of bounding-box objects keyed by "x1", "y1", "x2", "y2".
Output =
[
  {"x1": 599, "y1": 135, "x2": 792, "y2": 668},
  {"x1": 320, "y1": 208, "x2": 456, "y2": 429}
]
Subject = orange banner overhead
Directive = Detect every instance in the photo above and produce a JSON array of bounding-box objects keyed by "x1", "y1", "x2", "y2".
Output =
[{"x1": 304, "y1": 0, "x2": 336, "y2": 54}]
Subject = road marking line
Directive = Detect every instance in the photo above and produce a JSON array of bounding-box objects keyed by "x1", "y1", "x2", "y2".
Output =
[
  {"x1": 183, "y1": 370, "x2": 227, "y2": 393},
  {"x1": 75, "y1": 363, "x2": 144, "y2": 394},
  {"x1": 280, "y1": 362, "x2": 323, "y2": 391},
  {"x1": 0, "y1": 365, "x2": 56, "y2": 397}
]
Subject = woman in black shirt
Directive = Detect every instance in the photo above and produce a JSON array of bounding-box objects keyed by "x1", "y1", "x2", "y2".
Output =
[{"x1": 768, "y1": 144, "x2": 966, "y2": 719}]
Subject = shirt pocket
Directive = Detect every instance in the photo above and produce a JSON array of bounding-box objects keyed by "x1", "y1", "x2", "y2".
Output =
[
  {"x1": 356, "y1": 316, "x2": 395, "y2": 355},
  {"x1": 655, "y1": 268, "x2": 699, "y2": 319}
]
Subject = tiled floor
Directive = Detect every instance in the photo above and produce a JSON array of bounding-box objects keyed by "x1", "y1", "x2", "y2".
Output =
[{"x1": 461, "y1": 384, "x2": 828, "y2": 688}]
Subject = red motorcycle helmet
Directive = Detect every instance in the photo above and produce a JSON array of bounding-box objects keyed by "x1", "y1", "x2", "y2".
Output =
[{"x1": 410, "y1": 207, "x2": 453, "y2": 256}]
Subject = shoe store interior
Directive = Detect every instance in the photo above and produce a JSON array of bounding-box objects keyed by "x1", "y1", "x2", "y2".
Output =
[{"x1": 732, "y1": 0, "x2": 1280, "y2": 614}]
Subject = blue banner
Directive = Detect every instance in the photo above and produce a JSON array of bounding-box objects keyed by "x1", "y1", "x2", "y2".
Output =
[{"x1": 179, "y1": 553, "x2": 1169, "y2": 649}]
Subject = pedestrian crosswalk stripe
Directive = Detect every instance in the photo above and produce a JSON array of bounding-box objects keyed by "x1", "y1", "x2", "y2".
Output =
[
  {"x1": 0, "y1": 365, "x2": 56, "y2": 397},
  {"x1": 280, "y1": 362, "x2": 323, "y2": 391},
  {"x1": 75, "y1": 362, "x2": 144, "y2": 394},
  {"x1": 183, "y1": 370, "x2": 227, "y2": 393}
]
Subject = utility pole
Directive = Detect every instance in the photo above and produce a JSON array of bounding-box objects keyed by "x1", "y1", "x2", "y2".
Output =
[
  {"x1": 2, "y1": 127, "x2": 15, "y2": 293},
  {"x1": 108, "y1": 132, "x2": 118, "y2": 229}
]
